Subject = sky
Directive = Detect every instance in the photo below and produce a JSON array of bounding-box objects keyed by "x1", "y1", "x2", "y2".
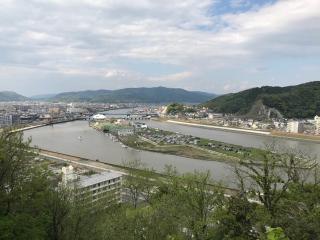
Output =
[{"x1": 0, "y1": 0, "x2": 319, "y2": 96}]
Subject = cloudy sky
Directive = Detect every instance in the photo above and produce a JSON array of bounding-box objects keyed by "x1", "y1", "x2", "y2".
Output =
[{"x1": 0, "y1": 0, "x2": 319, "y2": 96}]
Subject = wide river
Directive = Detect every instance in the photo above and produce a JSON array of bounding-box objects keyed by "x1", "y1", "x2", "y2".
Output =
[{"x1": 24, "y1": 109, "x2": 320, "y2": 187}]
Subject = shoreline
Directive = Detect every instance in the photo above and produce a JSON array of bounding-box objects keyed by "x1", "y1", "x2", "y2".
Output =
[
  {"x1": 166, "y1": 120, "x2": 271, "y2": 135},
  {"x1": 164, "y1": 120, "x2": 320, "y2": 144},
  {"x1": 271, "y1": 131, "x2": 320, "y2": 143}
]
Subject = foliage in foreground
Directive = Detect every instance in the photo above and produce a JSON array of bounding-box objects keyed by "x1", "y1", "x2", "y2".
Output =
[{"x1": 1, "y1": 129, "x2": 320, "y2": 239}]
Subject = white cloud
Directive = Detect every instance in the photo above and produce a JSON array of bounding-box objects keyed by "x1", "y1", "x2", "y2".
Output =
[
  {"x1": 0, "y1": 0, "x2": 319, "y2": 94},
  {"x1": 149, "y1": 72, "x2": 193, "y2": 82}
]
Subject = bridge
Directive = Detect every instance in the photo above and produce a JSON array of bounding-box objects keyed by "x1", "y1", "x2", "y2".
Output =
[{"x1": 102, "y1": 113, "x2": 159, "y2": 117}]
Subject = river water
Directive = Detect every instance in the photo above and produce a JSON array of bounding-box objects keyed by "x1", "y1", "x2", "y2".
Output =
[
  {"x1": 24, "y1": 121, "x2": 236, "y2": 186},
  {"x1": 144, "y1": 121, "x2": 320, "y2": 158},
  {"x1": 103, "y1": 108, "x2": 320, "y2": 159},
  {"x1": 23, "y1": 109, "x2": 320, "y2": 187}
]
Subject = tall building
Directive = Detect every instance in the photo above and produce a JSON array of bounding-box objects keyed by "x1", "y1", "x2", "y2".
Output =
[
  {"x1": 315, "y1": 116, "x2": 320, "y2": 135},
  {"x1": 0, "y1": 114, "x2": 20, "y2": 127},
  {"x1": 286, "y1": 120, "x2": 304, "y2": 134}
]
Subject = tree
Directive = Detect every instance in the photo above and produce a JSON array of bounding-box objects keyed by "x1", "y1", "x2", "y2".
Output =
[
  {"x1": 166, "y1": 103, "x2": 184, "y2": 115},
  {"x1": 235, "y1": 143, "x2": 316, "y2": 216},
  {"x1": 266, "y1": 227, "x2": 288, "y2": 240},
  {"x1": 0, "y1": 129, "x2": 35, "y2": 216},
  {"x1": 0, "y1": 129, "x2": 54, "y2": 239},
  {"x1": 123, "y1": 159, "x2": 157, "y2": 208}
]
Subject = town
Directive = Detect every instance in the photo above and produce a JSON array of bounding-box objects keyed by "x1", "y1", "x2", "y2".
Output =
[{"x1": 1, "y1": 101, "x2": 320, "y2": 140}]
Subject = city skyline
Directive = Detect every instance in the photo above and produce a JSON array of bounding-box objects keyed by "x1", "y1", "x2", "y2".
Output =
[{"x1": 0, "y1": 0, "x2": 319, "y2": 96}]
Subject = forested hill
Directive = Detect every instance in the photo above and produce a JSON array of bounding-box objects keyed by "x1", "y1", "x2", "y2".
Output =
[
  {"x1": 204, "y1": 81, "x2": 320, "y2": 119},
  {"x1": 0, "y1": 91, "x2": 28, "y2": 102},
  {"x1": 51, "y1": 87, "x2": 216, "y2": 103}
]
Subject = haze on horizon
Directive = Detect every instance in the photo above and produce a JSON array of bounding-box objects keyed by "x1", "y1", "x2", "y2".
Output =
[{"x1": 0, "y1": 0, "x2": 319, "y2": 96}]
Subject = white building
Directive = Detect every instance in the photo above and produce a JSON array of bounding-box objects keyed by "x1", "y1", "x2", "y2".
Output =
[
  {"x1": 287, "y1": 121, "x2": 304, "y2": 133},
  {"x1": 62, "y1": 165, "x2": 77, "y2": 184},
  {"x1": 62, "y1": 165, "x2": 123, "y2": 205},
  {"x1": 0, "y1": 114, "x2": 20, "y2": 127},
  {"x1": 315, "y1": 116, "x2": 320, "y2": 135},
  {"x1": 79, "y1": 171, "x2": 123, "y2": 204},
  {"x1": 117, "y1": 128, "x2": 134, "y2": 136},
  {"x1": 91, "y1": 114, "x2": 107, "y2": 121},
  {"x1": 133, "y1": 122, "x2": 148, "y2": 129},
  {"x1": 67, "y1": 105, "x2": 88, "y2": 114},
  {"x1": 208, "y1": 113, "x2": 223, "y2": 119}
]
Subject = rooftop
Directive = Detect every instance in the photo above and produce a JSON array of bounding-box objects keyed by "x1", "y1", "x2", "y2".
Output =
[{"x1": 79, "y1": 171, "x2": 122, "y2": 188}]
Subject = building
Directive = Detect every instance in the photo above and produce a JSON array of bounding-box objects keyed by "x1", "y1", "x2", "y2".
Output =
[
  {"x1": 0, "y1": 114, "x2": 20, "y2": 127},
  {"x1": 67, "y1": 104, "x2": 88, "y2": 114},
  {"x1": 62, "y1": 165, "x2": 123, "y2": 205},
  {"x1": 286, "y1": 120, "x2": 304, "y2": 133},
  {"x1": 315, "y1": 116, "x2": 320, "y2": 135},
  {"x1": 78, "y1": 171, "x2": 123, "y2": 204},
  {"x1": 91, "y1": 114, "x2": 107, "y2": 121},
  {"x1": 62, "y1": 165, "x2": 77, "y2": 183},
  {"x1": 117, "y1": 127, "x2": 134, "y2": 136},
  {"x1": 133, "y1": 122, "x2": 148, "y2": 129}
]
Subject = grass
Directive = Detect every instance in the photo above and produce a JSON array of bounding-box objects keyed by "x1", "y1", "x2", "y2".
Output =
[{"x1": 121, "y1": 136, "x2": 239, "y2": 162}]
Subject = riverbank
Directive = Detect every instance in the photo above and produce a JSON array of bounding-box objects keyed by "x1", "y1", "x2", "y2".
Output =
[
  {"x1": 12, "y1": 119, "x2": 84, "y2": 133},
  {"x1": 165, "y1": 119, "x2": 271, "y2": 135},
  {"x1": 38, "y1": 148, "x2": 239, "y2": 195},
  {"x1": 163, "y1": 119, "x2": 320, "y2": 144},
  {"x1": 271, "y1": 131, "x2": 320, "y2": 143}
]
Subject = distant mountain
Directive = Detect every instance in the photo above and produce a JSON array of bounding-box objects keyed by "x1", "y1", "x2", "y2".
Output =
[
  {"x1": 51, "y1": 87, "x2": 216, "y2": 103},
  {"x1": 0, "y1": 91, "x2": 29, "y2": 102},
  {"x1": 204, "y1": 81, "x2": 320, "y2": 119},
  {"x1": 30, "y1": 94, "x2": 57, "y2": 100}
]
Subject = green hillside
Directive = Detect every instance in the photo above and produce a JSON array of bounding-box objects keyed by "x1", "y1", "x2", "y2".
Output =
[
  {"x1": 51, "y1": 87, "x2": 216, "y2": 103},
  {"x1": 0, "y1": 91, "x2": 28, "y2": 102},
  {"x1": 204, "y1": 81, "x2": 320, "y2": 118}
]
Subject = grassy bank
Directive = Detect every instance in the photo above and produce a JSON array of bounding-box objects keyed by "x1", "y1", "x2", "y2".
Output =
[
  {"x1": 121, "y1": 136, "x2": 235, "y2": 162},
  {"x1": 119, "y1": 134, "x2": 263, "y2": 163}
]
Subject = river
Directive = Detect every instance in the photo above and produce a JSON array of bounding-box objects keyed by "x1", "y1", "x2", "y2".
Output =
[
  {"x1": 24, "y1": 121, "x2": 236, "y2": 186},
  {"x1": 23, "y1": 109, "x2": 320, "y2": 187},
  {"x1": 103, "y1": 108, "x2": 320, "y2": 159}
]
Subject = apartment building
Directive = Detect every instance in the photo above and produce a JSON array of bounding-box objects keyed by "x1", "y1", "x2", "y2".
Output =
[
  {"x1": 62, "y1": 165, "x2": 123, "y2": 205},
  {"x1": 0, "y1": 114, "x2": 20, "y2": 127},
  {"x1": 286, "y1": 120, "x2": 304, "y2": 133}
]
